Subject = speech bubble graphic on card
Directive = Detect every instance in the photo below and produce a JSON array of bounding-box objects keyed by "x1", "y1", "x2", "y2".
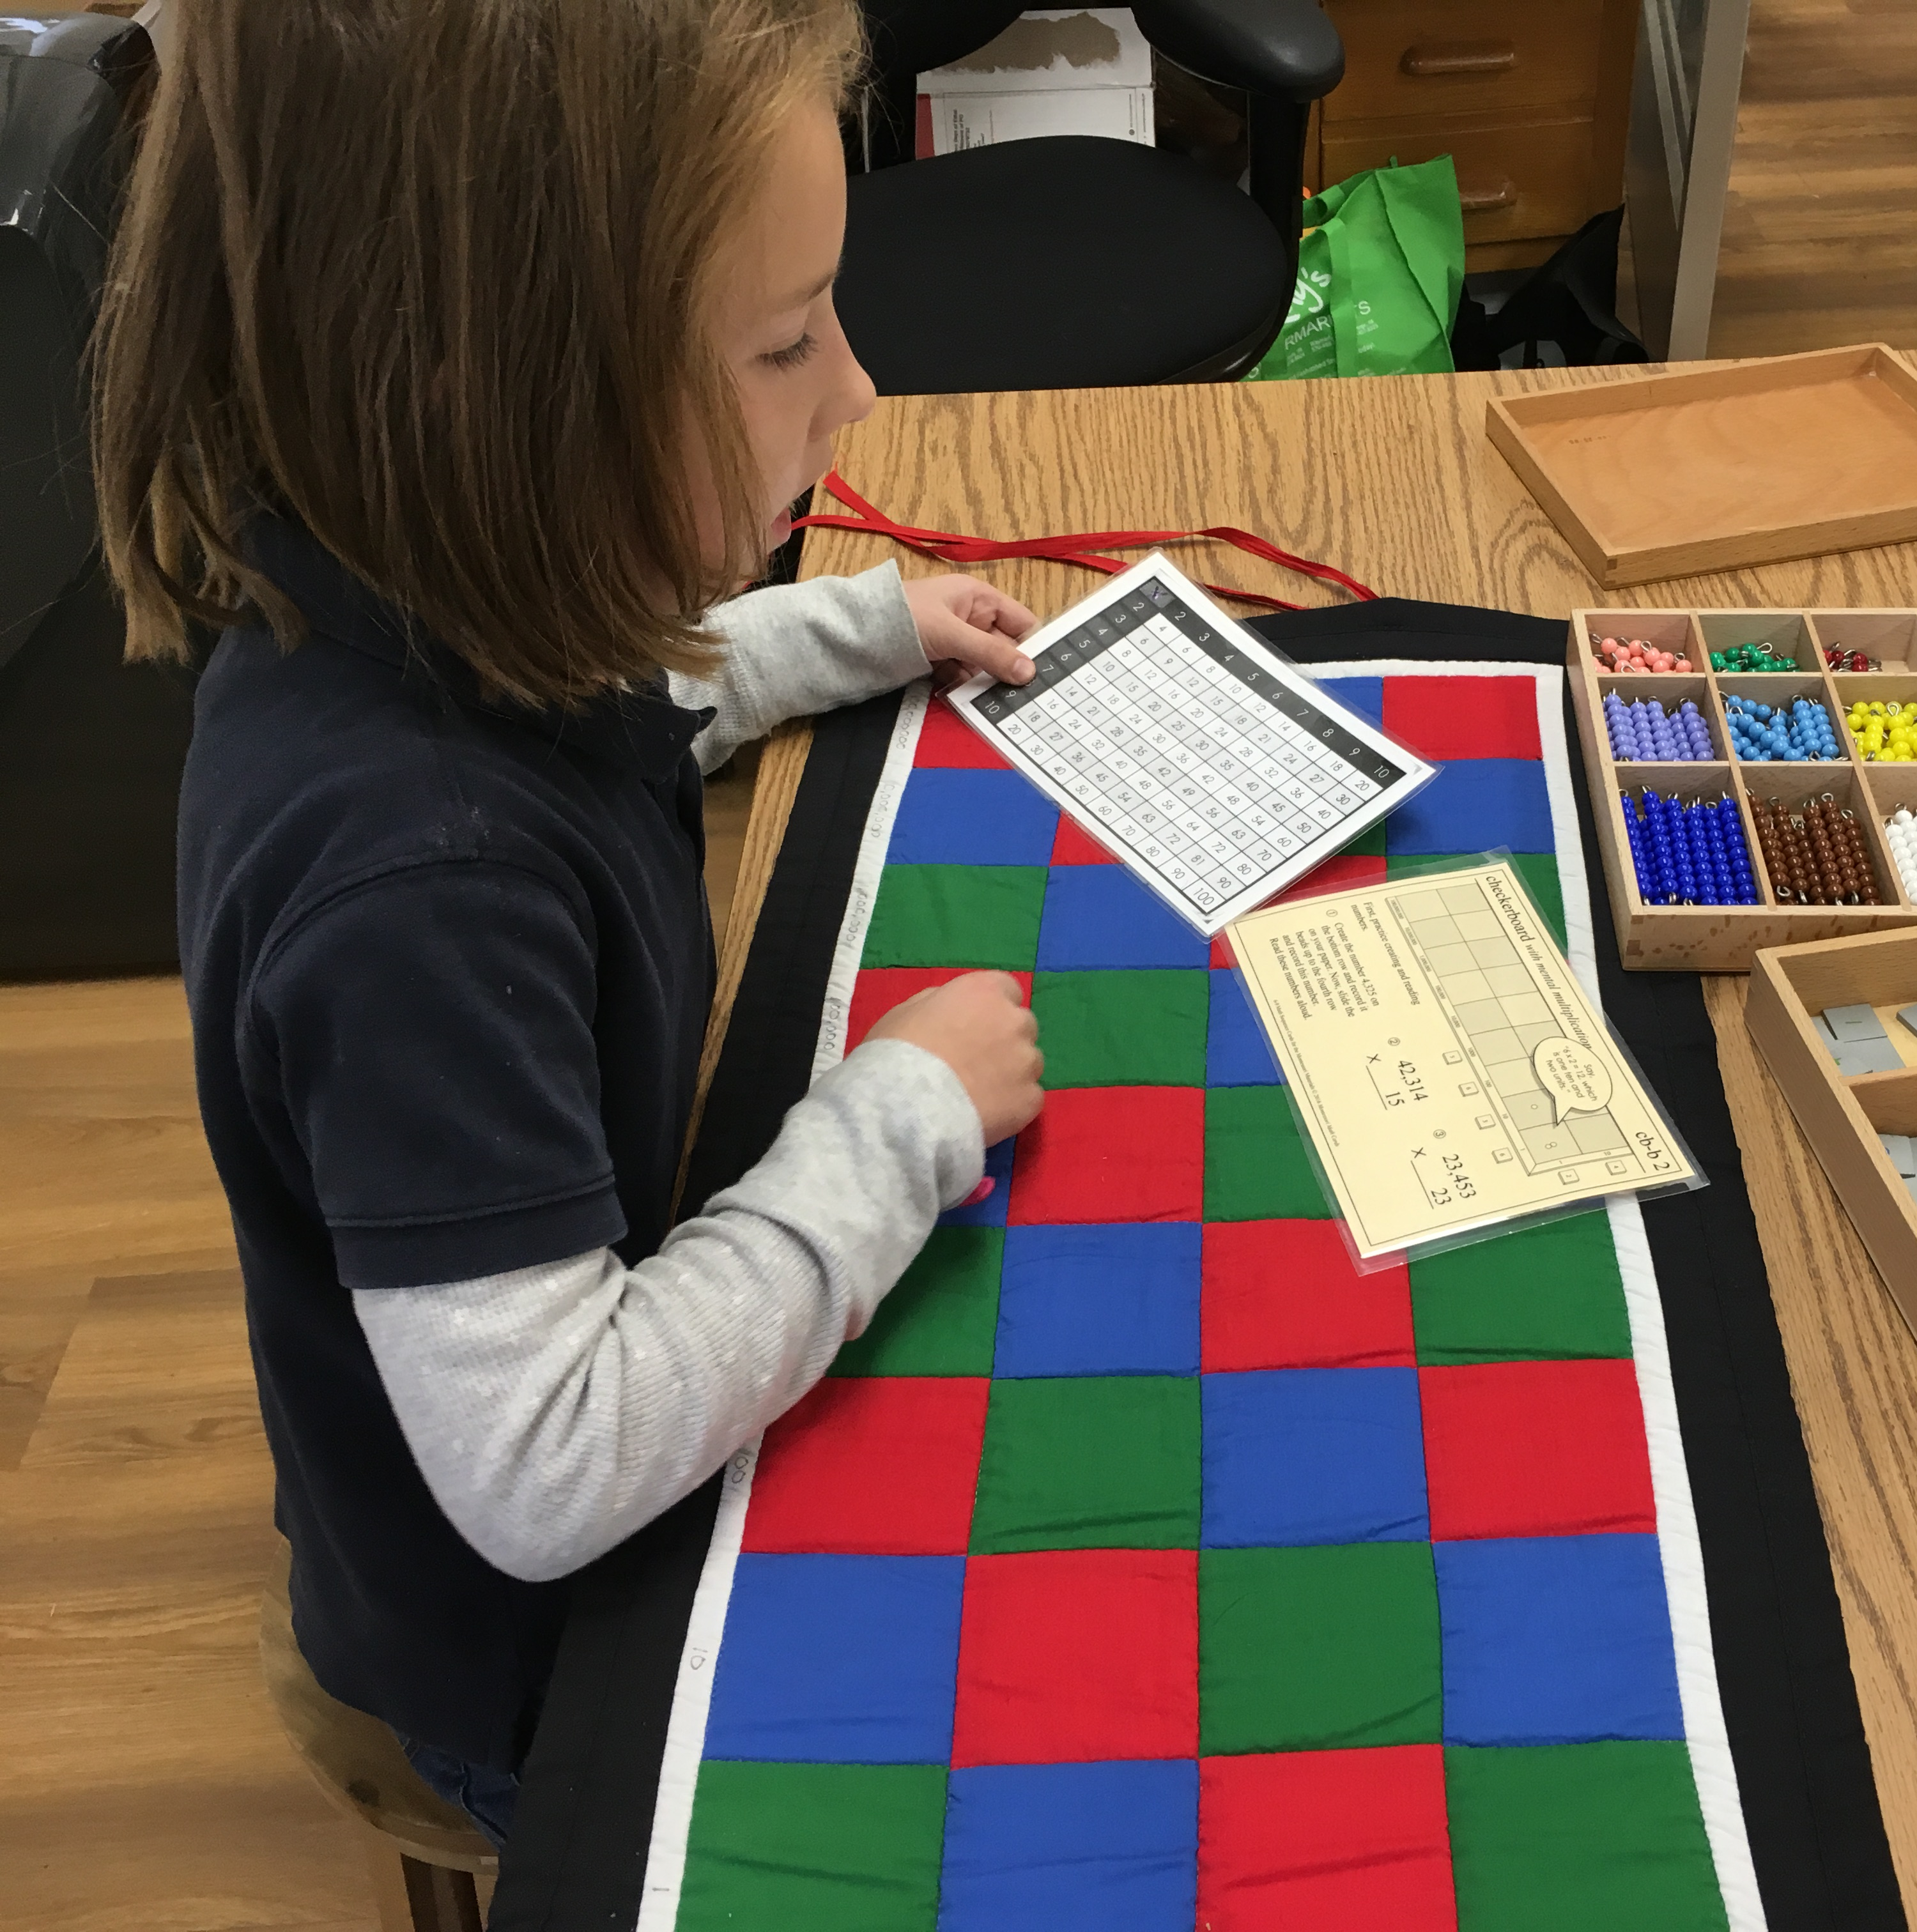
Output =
[{"x1": 1532, "y1": 1038, "x2": 1614, "y2": 1123}]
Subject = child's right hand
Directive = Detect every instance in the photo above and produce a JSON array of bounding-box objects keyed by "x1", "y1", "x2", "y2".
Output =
[{"x1": 866, "y1": 972, "x2": 1044, "y2": 1146}]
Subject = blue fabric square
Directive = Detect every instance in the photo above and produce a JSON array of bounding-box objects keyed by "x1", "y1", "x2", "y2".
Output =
[
  {"x1": 1206, "y1": 970, "x2": 1282, "y2": 1087},
  {"x1": 938, "y1": 1135, "x2": 1017, "y2": 1228},
  {"x1": 1436, "y1": 1534, "x2": 1685, "y2": 1746},
  {"x1": 888, "y1": 769, "x2": 1060, "y2": 868},
  {"x1": 939, "y1": 1760, "x2": 1199, "y2": 1932},
  {"x1": 1036, "y1": 866, "x2": 1211, "y2": 970},
  {"x1": 1385, "y1": 758, "x2": 1553, "y2": 856},
  {"x1": 704, "y1": 1554, "x2": 965, "y2": 1763},
  {"x1": 1201, "y1": 1367, "x2": 1429, "y2": 1546},
  {"x1": 1314, "y1": 675, "x2": 1384, "y2": 728},
  {"x1": 994, "y1": 1223, "x2": 1201, "y2": 1376}
]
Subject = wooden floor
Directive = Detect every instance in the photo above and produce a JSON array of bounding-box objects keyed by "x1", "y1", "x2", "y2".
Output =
[
  {"x1": 0, "y1": 773, "x2": 757, "y2": 1932},
  {"x1": 1709, "y1": 0, "x2": 1917, "y2": 356}
]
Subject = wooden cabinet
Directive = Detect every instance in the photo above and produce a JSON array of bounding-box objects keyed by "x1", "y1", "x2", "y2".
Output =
[{"x1": 1312, "y1": 0, "x2": 1641, "y2": 271}]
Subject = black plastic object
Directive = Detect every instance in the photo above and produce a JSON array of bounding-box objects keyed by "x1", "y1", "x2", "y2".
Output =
[
  {"x1": 0, "y1": 13, "x2": 150, "y2": 669},
  {"x1": 1451, "y1": 206, "x2": 1650, "y2": 372},
  {"x1": 1132, "y1": 0, "x2": 1344, "y2": 102},
  {"x1": 841, "y1": 0, "x2": 1340, "y2": 393},
  {"x1": 840, "y1": 134, "x2": 1291, "y2": 394},
  {"x1": 0, "y1": 14, "x2": 190, "y2": 976}
]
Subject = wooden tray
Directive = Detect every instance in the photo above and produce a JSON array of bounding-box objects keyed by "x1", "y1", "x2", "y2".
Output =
[
  {"x1": 1488, "y1": 345, "x2": 1917, "y2": 587},
  {"x1": 1746, "y1": 930, "x2": 1917, "y2": 1335},
  {"x1": 1567, "y1": 606, "x2": 1917, "y2": 969}
]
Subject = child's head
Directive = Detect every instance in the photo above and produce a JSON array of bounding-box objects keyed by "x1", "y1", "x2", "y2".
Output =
[{"x1": 96, "y1": 0, "x2": 868, "y2": 705}]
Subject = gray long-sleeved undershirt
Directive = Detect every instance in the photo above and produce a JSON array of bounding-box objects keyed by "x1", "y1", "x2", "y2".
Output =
[{"x1": 351, "y1": 564, "x2": 988, "y2": 1583}]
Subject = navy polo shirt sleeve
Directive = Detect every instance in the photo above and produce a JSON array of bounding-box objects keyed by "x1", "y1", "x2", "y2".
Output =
[{"x1": 252, "y1": 859, "x2": 626, "y2": 1290}]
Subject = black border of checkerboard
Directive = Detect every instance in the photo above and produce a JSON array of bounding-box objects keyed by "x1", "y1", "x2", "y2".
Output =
[{"x1": 491, "y1": 600, "x2": 1905, "y2": 1932}]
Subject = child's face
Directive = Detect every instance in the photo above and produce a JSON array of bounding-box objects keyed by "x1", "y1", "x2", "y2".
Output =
[{"x1": 713, "y1": 98, "x2": 877, "y2": 565}]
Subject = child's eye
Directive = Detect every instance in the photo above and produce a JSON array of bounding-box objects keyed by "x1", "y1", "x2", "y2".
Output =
[{"x1": 762, "y1": 332, "x2": 819, "y2": 371}]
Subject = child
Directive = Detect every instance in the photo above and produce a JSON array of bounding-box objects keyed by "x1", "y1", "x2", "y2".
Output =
[{"x1": 95, "y1": 0, "x2": 1045, "y2": 1844}]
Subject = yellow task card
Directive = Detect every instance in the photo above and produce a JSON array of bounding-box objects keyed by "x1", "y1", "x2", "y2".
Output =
[{"x1": 1227, "y1": 860, "x2": 1697, "y2": 1258}]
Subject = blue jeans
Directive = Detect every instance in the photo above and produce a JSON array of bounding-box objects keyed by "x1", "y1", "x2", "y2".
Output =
[{"x1": 397, "y1": 1733, "x2": 520, "y2": 1850}]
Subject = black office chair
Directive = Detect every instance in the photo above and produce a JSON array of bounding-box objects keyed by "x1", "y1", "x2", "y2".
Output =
[
  {"x1": 837, "y1": 0, "x2": 1344, "y2": 396},
  {"x1": 0, "y1": 13, "x2": 191, "y2": 976}
]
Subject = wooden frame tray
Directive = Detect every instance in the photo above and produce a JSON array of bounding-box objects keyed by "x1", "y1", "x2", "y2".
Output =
[
  {"x1": 1746, "y1": 930, "x2": 1917, "y2": 1334},
  {"x1": 1567, "y1": 606, "x2": 1917, "y2": 970},
  {"x1": 1489, "y1": 345, "x2": 1917, "y2": 587}
]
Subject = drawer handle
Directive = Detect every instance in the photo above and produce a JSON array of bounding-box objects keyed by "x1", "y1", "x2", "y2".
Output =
[
  {"x1": 1401, "y1": 40, "x2": 1517, "y2": 77},
  {"x1": 1459, "y1": 176, "x2": 1518, "y2": 211}
]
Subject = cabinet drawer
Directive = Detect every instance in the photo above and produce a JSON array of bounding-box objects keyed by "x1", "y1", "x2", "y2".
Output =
[
  {"x1": 1320, "y1": 114, "x2": 1596, "y2": 243},
  {"x1": 1323, "y1": 0, "x2": 1606, "y2": 124}
]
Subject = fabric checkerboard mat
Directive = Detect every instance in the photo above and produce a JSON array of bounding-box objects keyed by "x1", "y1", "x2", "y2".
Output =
[{"x1": 637, "y1": 667, "x2": 1761, "y2": 1932}]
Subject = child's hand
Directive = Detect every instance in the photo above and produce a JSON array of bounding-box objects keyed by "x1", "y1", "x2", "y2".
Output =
[
  {"x1": 866, "y1": 970, "x2": 1044, "y2": 1146},
  {"x1": 903, "y1": 574, "x2": 1039, "y2": 692}
]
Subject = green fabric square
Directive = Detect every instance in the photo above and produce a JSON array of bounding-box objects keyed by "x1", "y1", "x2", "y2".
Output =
[
  {"x1": 1204, "y1": 1087, "x2": 1329, "y2": 1221},
  {"x1": 677, "y1": 1761, "x2": 948, "y2": 1932},
  {"x1": 1384, "y1": 854, "x2": 1567, "y2": 949},
  {"x1": 971, "y1": 1376, "x2": 1200, "y2": 1553},
  {"x1": 831, "y1": 1227, "x2": 1001, "y2": 1377},
  {"x1": 1411, "y1": 1211, "x2": 1630, "y2": 1363},
  {"x1": 1446, "y1": 1743, "x2": 1728, "y2": 1932},
  {"x1": 1031, "y1": 969, "x2": 1208, "y2": 1087},
  {"x1": 861, "y1": 866, "x2": 1047, "y2": 969},
  {"x1": 1511, "y1": 853, "x2": 1566, "y2": 948},
  {"x1": 1200, "y1": 1544, "x2": 1441, "y2": 1752},
  {"x1": 1344, "y1": 819, "x2": 1389, "y2": 857}
]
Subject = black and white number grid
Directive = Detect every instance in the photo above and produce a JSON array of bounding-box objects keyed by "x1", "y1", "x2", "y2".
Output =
[{"x1": 949, "y1": 556, "x2": 1437, "y2": 933}]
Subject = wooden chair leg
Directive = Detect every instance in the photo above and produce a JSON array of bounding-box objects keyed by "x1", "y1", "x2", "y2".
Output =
[{"x1": 366, "y1": 1837, "x2": 486, "y2": 1932}]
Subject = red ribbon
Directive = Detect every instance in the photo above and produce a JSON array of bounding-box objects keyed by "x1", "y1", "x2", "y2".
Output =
[{"x1": 792, "y1": 470, "x2": 1378, "y2": 612}]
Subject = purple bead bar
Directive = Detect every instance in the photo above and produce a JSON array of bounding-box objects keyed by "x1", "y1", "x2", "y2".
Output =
[
  {"x1": 1603, "y1": 691, "x2": 1715, "y2": 762},
  {"x1": 1619, "y1": 788, "x2": 1759, "y2": 905}
]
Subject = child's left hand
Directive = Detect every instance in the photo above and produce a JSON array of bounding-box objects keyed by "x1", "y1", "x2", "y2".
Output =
[{"x1": 904, "y1": 574, "x2": 1039, "y2": 692}]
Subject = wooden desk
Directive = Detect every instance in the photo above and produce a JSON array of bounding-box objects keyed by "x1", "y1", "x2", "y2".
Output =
[{"x1": 714, "y1": 363, "x2": 1917, "y2": 1915}]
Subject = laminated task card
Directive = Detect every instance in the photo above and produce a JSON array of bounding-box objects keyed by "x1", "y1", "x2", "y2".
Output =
[
  {"x1": 1228, "y1": 857, "x2": 1700, "y2": 1257},
  {"x1": 946, "y1": 555, "x2": 1436, "y2": 933}
]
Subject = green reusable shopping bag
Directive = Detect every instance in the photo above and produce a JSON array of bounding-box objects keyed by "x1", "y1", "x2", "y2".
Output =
[{"x1": 1249, "y1": 155, "x2": 1465, "y2": 381}]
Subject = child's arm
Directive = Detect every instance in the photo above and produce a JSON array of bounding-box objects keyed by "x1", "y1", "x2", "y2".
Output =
[
  {"x1": 259, "y1": 864, "x2": 1038, "y2": 1583},
  {"x1": 674, "y1": 562, "x2": 1035, "y2": 772},
  {"x1": 353, "y1": 1032, "x2": 978, "y2": 1581}
]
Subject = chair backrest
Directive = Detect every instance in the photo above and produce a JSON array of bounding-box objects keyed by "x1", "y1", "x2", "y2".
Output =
[
  {"x1": 856, "y1": 0, "x2": 1026, "y2": 169},
  {"x1": 0, "y1": 13, "x2": 151, "y2": 666}
]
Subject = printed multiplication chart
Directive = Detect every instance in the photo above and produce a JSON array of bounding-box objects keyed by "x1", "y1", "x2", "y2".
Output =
[{"x1": 948, "y1": 555, "x2": 1436, "y2": 933}]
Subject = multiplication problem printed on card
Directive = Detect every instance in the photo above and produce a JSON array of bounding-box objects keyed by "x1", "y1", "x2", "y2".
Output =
[
  {"x1": 1228, "y1": 860, "x2": 1700, "y2": 1258},
  {"x1": 946, "y1": 555, "x2": 1437, "y2": 935}
]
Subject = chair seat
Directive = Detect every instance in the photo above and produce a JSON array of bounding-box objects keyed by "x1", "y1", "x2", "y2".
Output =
[
  {"x1": 840, "y1": 135, "x2": 1290, "y2": 395},
  {"x1": 258, "y1": 1540, "x2": 497, "y2": 1875}
]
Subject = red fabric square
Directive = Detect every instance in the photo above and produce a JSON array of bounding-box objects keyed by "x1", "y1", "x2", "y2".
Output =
[
  {"x1": 1199, "y1": 1747, "x2": 1457, "y2": 1931},
  {"x1": 1272, "y1": 852, "x2": 1389, "y2": 905},
  {"x1": 952, "y1": 1549, "x2": 1197, "y2": 1767},
  {"x1": 1210, "y1": 931, "x2": 1236, "y2": 968},
  {"x1": 1203, "y1": 1221, "x2": 1414, "y2": 1370},
  {"x1": 742, "y1": 1376, "x2": 989, "y2": 1554},
  {"x1": 1050, "y1": 815, "x2": 1121, "y2": 865},
  {"x1": 915, "y1": 699, "x2": 1011, "y2": 769},
  {"x1": 846, "y1": 967, "x2": 1033, "y2": 1053},
  {"x1": 1420, "y1": 1359, "x2": 1658, "y2": 1542},
  {"x1": 1007, "y1": 1086, "x2": 1205, "y2": 1224},
  {"x1": 1381, "y1": 675, "x2": 1543, "y2": 762}
]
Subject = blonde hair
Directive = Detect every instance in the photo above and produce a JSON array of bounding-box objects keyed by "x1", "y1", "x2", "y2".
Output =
[{"x1": 95, "y1": 0, "x2": 861, "y2": 705}]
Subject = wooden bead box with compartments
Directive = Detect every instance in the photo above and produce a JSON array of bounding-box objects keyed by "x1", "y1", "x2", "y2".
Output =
[
  {"x1": 1746, "y1": 929, "x2": 1917, "y2": 1335},
  {"x1": 1567, "y1": 608, "x2": 1917, "y2": 970}
]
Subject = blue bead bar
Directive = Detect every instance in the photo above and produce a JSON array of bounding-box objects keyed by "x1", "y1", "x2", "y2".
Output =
[{"x1": 1620, "y1": 789, "x2": 1760, "y2": 905}]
